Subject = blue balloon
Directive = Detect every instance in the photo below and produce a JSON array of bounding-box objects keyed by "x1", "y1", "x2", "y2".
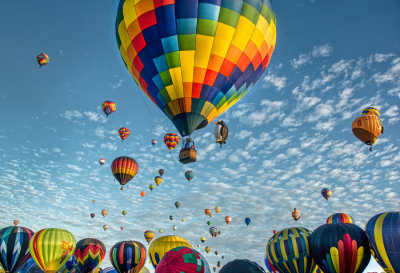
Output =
[{"x1": 245, "y1": 218, "x2": 251, "y2": 226}]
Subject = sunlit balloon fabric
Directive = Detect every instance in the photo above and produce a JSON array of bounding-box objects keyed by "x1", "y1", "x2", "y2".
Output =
[
  {"x1": 326, "y1": 213, "x2": 354, "y2": 224},
  {"x1": 118, "y1": 127, "x2": 130, "y2": 141},
  {"x1": 352, "y1": 107, "x2": 384, "y2": 150},
  {"x1": 37, "y1": 53, "x2": 49, "y2": 67},
  {"x1": 116, "y1": 0, "x2": 277, "y2": 136},
  {"x1": 74, "y1": 238, "x2": 106, "y2": 273},
  {"x1": 102, "y1": 101, "x2": 116, "y2": 117},
  {"x1": 111, "y1": 156, "x2": 139, "y2": 185},
  {"x1": 110, "y1": 241, "x2": 146, "y2": 273},
  {"x1": 155, "y1": 247, "x2": 209, "y2": 273},
  {"x1": 365, "y1": 212, "x2": 400, "y2": 273},
  {"x1": 164, "y1": 133, "x2": 180, "y2": 152},
  {"x1": 266, "y1": 227, "x2": 315, "y2": 273}
]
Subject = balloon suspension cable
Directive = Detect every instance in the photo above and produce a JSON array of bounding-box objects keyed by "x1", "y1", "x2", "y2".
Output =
[{"x1": 136, "y1": 87, "x2": 157, "y2": 121}]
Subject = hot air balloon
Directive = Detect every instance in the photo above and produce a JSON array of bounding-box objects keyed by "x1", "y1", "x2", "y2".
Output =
[
  {"x1": 209, "y1": 227, "x2": 218, "y2": 237},
  {"x1": 310, "y1": 223, "x2": 371, "y2": 273},
  {"x1": 152, "y1": 139, "x2": 157, "y2": 145},
  {"x1": 18, "y1": 258, "x2": 43, "y2": 273},
  {"x1": 214, "y1": 207, "x2": 221, "y2": 214},
  {"x1": 217, "y1": 261, "x2": 221, "y2": 268},
  {"x1": 204, "y1": 209, "x2": 211, "y2": 216},
  {"x1": 205, "y1": 247, "x2": 211, "y2": 254},
  {"x1": 102, "y1": 101, "x2": 116, "y2": 117},
  {"x1": 120, "y1": 227, "x2": 124, "y2": 231},
  {"x1": 101, "y1": 267, "x2": 117, "y2": 273},
  {"x1": 111, "y1": 156, "x2": 139, "y2": 186},
  {"x1": 181, "y1": 218, "x2": 185, "y2": 222},
  {"x1": 74, "y1": 238, "x2": 106, "y2": 273},
  {"x1": 115, "y1": 0, "x2": 277, "y2": 147},
  {"x1": 159, "y1": 229, "x2": 163, "y2": 234},
  {"x1": 264, "y1": 253, "x2": 278, "y2": 273},
  {"x1": 92, "y1": 200, "x2": 95, "y2": 203},
  {"x1": 169, "y1": 215, "x2": 174, "y2": 221},
  {"x1": 149, "y1": 184, "x2": 156, "y2": 191},
  {"x1": 158, "y1": 169, "x2": 165, "y2": 176},
  {"x1": 321, "y1": 188, "x2": 331, "y2": 200},
  {"x1": 214, "y1": 121, "x2": 229, "y2": 148},
  {"x1": 185, "y1": 171, "x2": 194, "y2": 181},
  {"x1": 207, "y1": 221, "x2": 211, "y2": 226},
  {"x1": 245, "y1": 217, "x2": 251, "y2": 226},
  {"x1": 225, "y1": 216, "x2": 231, "y2": 224},
  {"x1": 175, "y1": 201, "x2": 181, "y2": 209},
  {"x1": 200, "y1": 237, "x2": 206, "y2": 243},
  {"x1": 118, "y1": 127, "x2": 130, "y2": 141},
  {"x1": 179, "y1": 138, "x2": 197, "y2": 164},
  {"x1": 13, "y1": 220, "x2": 19, "y2": 226},
  {"x1": 292, "y1": 208, "x2": 300, "y2": 221},
  {"x1": 101, "y1": 209, "x2": 108, "y2": 217},
  {"x1": 215, "y1": 251, "x2": 218, "y2": 256},
  {"x1": 144, "y1": 230, "x2": 156, "y2": 244},
  {"x1": 154, "y1": 176, "x2": 163, "y2": 186},
  {"x1": 213, "y1": 267, "x2": 216, "y2": 272},
  {"x1": 37, "y1": 53, "x2": 49, "y2": 67},
  {"x1": 29, "y1": 228, "x2": 76, "y2": 273},
  {"x1": 266, "y1": 228, "x2": 315, "y2": 273},
  {"x1": 273, "y1": 230, "x2": 277, "y2": 234},
  {"x1": 103, "y1": 225, "x2": 108, "y2": 231},
  {"x1": 352, "y1": 106, "x2": 384, "y2": 151},
  {"x1": 109, "y1": 241, "x2": 146, "y2": 273},
  {"x1": 141, "y1": 191, "x2": 146, "y2": 198},
  {"x1": 122, "y1": 210, "x2": 127, "y2": 216},
  {"x1": 90, "y1": 213, "x2": 95, "y2": 219},
  {"x1": 164, "y1": 133, "x2": 180, "y2": 153},
  {"x1": 220, "y1": 259, "x2": 266, "y2": 273},
  {"x1": 148, "y1": 235, "x2": 192, "y2": 269},
  {"x1": 0, "y1": 226, "x2": 34, "y2": 273},
  {"x1": 99, "y1": 158, "x2": 105, "y2": 165},
  {"x1": 173, "y1": 225, "x2": 178, "y2": 231},
  {"x1": 365, "y1": 212, "x2": 400, "y2": 273},
  {"x1": 326, "y1": 213, "x2": 354, "y2": 224},
  {"x1": 64, "y1": 255, "x2": 77, "y2": 272},
  {"x1": 155, "y1": 247, "x2": 210, "y2": 273}
]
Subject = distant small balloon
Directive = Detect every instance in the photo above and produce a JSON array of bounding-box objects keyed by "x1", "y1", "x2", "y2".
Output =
[
  {"x1": 173, "y1": 225, "x2": 177, "y2": 231},
  {"x1": 99, "y1": 158, "x2": 105, "y2": 165},
  {"x1": 13, "y1": 220, "x2": 19, "y2": 226},
  {"x1": 141, "y1": 191, "x2": 146, "y2": 198},
  {"x1": 103, "y1": 225, "x2": 108, "y2": 231},
  {"x1": 152, "y1": 139, "x2": 157, "y2": 146},
  {"x1": 101, "y1": 209, "x2": 108, "y2": 217},
  {"x1": 158, "y1": 169, "x2": 165, "y2": 176},
  {"x1": 90, "y1": 213, "x2": 95, "y2": 219}
]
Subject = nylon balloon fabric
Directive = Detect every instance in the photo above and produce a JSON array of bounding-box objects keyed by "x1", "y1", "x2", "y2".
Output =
[
  {"x1": 116, "y1": 0, "x2": 277, "y2": 137},
  {"x1": 0, "y1": 226, "x2": 34, "y2": 273},
  {"x1": 220, "y1": 259, "x2": 265, "y2": 273},
  {"x1": 266, "y1": 227, "x2": 316, "y2": 273},
  {"x1": 109, "y1": 241, "x2": 146, "y2": 273},
  {"x1": 111, "y1": 156, "x2": 139, "y2": 185},
  {"x1": 155, "y1": 247, "x2": 210, "y2": 273},
  {"x1": 326, "y1": 213, "x2": 354, "y2": 224},
  {"x1": 74, "y1": 238, "x2": 106, "y2": 273},
  {"x1": 365, "y1": 212, "x2": 400, "y2": 273},
  {"x1": 310, "y1": 223, "x2": 371, "y2": 273}
]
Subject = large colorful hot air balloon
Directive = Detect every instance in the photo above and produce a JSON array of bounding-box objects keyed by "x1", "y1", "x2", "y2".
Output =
[
  {"x1": 74, "y1": 238, "x2": 106, "y2": 273},
  {"x1": 154, "y1": 176, "x2": 163, "y2": 186},
  {"x1": 184, "y1": 171, "x2": 194, "y2": 181},
  {"x1": 352, "y1": 107, "x2": 384, "y2": 151},
  {"x1": 109, "y1": 241, "x2": 146, "y2": 273},
  {"x1": 158, "y1": 169, "x2": 165, "y2": 176},
  {"x1": 292, "y1": 208, "x2": 300, "y2": 221},
  {"x1": 214, "y1": 121, "x2": 229, "y2": 147},
  {"x1": 148, "y1": 236, "x2": 192, "y2": 269},
  {"x1": 365, "y1": 212, "x2": 400, "y2": 273},
  {"x1": 102, "y1": 101, "x2": 116, "y2": 117},
  {"x1": 144, "y1": 230, "x2": 156, "y2": 244},
  {"x1": 118, "y1": 127, "x2": 130, "y2": 141},
  {"x1": 163, "y1": 133, "x2": 180, "y2": 153},
  {"x1": 245, "y1": 217, "x2": 251, "y2": 226},
  {"x1": 321, "y1": 188, "x2": 331, "y2": 200},
  {"x1": 37, "y1": 53, "x2": 49, "y2": 67},
  {"x1": 175, "y1": 201, "x2": 181, "y2": 209},
  {"x1": 326, "y1": 213, "x2": 354, "y2": 224},
  {"x1": 111, "y1": 156, "x2": 139, "y2": 186},
  {"x1": 267, "y1": 228, "x2": 315, "y2": 273},
  {"x1": 220, "y1": 259, "x2": 265, "y2": 273},
  {"x1": 225, "y1": 216, "x2": 231, "y2": 224},
  {"x1": 0, "y1": 226, "x2": 34, "y2": 273},
  {"x1": 115, "y1": 0, "x2": 277, "y2": 139},
  {"x1": 264, "y1": 253, "x2": 277, "y2": 273},
  {"x1": 29, "y1": 228, "x2": 76, "y2": 273},
  {"x1": 155, "y1": 247, "x2": 210, "y2": 273},
  {"x1": 310, "y1": 223, "x2": 371, "y2": 273}
]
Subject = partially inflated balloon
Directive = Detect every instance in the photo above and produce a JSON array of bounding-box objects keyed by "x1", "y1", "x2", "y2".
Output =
[
  {"x1": 310, "y1": 223, "x2": 371, "y2": 273},
  {"x1": 102, "y1": 101, "x2": 116, "y2": 117},
  {"x1": 37, "y1": 53, "x2": 49, "y2": 67},
  {"x1": 365, "y1": 212, "x2": 400, "y2": 273},
  {"x1": 0, "y1": 226, "x2": 34, "y2": 273},
  {"x1": 144, "y1": 230, "x2": 155, "y2": 244},
  {"x1": 29, "y1": 228, "x2": 76, "y2": 273},
  {"x1": 116, "y1": 0, "x2": 277, "y2": 137},
  {"x1": 148, "y1": 235, "x2": 191, "y2": 269},
  {"x1": 118, "y1": 127, "x2": 130, "y2": 141},
  {"x1": 220, "y1": 259, "x2": 265, "y2": 273},
  {"x1": 110, "y1": 241, "x2": 146, "y2": 273},
  {"x1": 266, "y1": 227, "x2": 315, "y2": 273},
  {"x1": 74, "y1": 238, "x2": 106, "y2": 273},
  {"x1": 155, "y1": 247, "x2": 210, "y2": 273},
  {"x1": 111, "y1": 156, "x2": 138, "y2": 186},
  {"x1": 326, "y1": 213, "x2": 353, "y2": 224}
]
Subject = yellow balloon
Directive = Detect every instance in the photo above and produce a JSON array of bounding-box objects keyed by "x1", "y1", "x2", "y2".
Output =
[
  {"x1": 215, "y1": 206, "x2": 221, "y2": 214},
  {"x1": 29, "y1": 228, "x2": 76, "y2": 273},
  {"x1": 148, "y1": 235, "x2": 191, "y2": 269}
]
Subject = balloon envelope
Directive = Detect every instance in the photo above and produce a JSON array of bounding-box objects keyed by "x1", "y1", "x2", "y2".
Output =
[
  {"x1": 148, "y1": 236, "x2": 192, "y2": 269},
  {"x1": 111, "y1": 156, "x2": 138, "y2": 186},
  {"x1": 74, "y1": 238, "x2": 106, "y2": 273},
  {"x1": 155, "y1": 247, "x2": 210, "y2": 273},
  {"x1": 245, "y1": 218, "x2": 251, "y2": 226},
  {"x1": 109, "y1": 241, "x2": 146, "y2": 273},
  {"x1": 0, "y1": 226, "x2": 34, "y2": 273},
  {"x1": 365, "y1": 212, "x2": 400, "y2": 273},
  {"x1": 220, "y1": 259, "x2": 265, "y2": 273},
  {"x1": 326, "y1": 213, "x2": 353, "y2": 224}
]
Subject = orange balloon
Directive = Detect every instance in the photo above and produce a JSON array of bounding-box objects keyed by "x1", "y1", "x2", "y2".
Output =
[
  {"x1": 141, "y1": 191, "x2": 145, "y2": 198},
  {"x1": 352, "y1": 115, "x2": 383, "y2": 150}
]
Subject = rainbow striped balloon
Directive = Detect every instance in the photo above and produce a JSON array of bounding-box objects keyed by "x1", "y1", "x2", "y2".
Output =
[
  {"x1": 326, "y1": 213, "x2": 354, "y2": 224},
  {"x1": 116, "y1": 0, "x2": 277, "y2": 137},
  {"x1": 111, "y1": 156, "x2": 139, "y2": 186},
  {"x1": 109, "y1": 241, "x2": 146, "y2": 273},
  {"x1": 74, "y1": 238, "x2": 106, "y2": 273},
  {"x1": 37, "y1": 53, "x2": 49, "y2": 67}
]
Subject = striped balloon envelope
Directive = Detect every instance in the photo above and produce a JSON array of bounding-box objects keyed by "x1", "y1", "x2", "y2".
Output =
[
  {"x1": 37, "y1": 53, "x2": 49, "y2": 67},
  {"x1": 109, "y1": 241, "x2": 146, "y2": 273},
  {"x1": 116, "y1": 0, "x2": 277, "y2": 137},
  {"x1": 326, "y1": 213, "x2": 354, "y2": 224},
  {"x1": 266, "y1": 227, "x2": 316, "y2": 273},
  {"x1": 111, "y1": 156, "x2": 139, "y2": 186},
  {"x1": 74, "y1": 238, "x2": 106, "y2": 273},
  {"x1": 365, "y1": 212, "x2": 400, "y2": 273}
]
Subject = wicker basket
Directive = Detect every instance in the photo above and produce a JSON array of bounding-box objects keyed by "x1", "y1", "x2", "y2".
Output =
[{"x1": 179, "y1": 148, "x2": 197, "y2": 164}]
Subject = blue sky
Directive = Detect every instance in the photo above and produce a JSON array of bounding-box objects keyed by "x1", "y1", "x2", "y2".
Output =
[{"x1": 1, "y1": 0, "x2": 399, "y2": 272}]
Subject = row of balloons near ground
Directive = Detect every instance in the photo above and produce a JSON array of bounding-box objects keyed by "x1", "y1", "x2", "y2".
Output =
[{"x1": 3, "y1": 211, "x2": 398, "y2": 273}]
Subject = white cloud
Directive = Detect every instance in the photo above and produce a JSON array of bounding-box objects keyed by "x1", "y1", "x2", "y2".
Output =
[
  {"x1": 263, "y1": 72, "x2": 287, "y2": 91},
  {"x1": 312, "y1": 44, "x2": 333, "y2": 58},
  {"x1": 291, "y1": 44, "x2": 333, "y2": 69},
  {"x1": 235, "y1": 130, "x2": 252, "y2": 140},
  {"x1": 61, "y1": 110, "x2": 83, "y2": 120},
  {"x1": 100, "y1": 143, "x2": 117, "y2": 151}
]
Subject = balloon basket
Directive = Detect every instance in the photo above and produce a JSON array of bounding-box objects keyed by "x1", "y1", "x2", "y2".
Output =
[{"x1": 179, "y1": 148, "x2": 197, "y2": 164}]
